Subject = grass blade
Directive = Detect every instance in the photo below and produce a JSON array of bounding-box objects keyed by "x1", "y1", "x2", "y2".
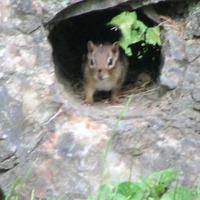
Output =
[
  {"x1": 5, "y1": 176, "x2": 21, "y2": 200},
  {"x1": 30, "y1": 189, "x2": 35, "y2": 200}
]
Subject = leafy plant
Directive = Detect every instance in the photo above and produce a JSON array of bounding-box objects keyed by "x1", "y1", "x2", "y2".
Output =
[
  {"x1": 139, "y1": 168, "x2": 175, "y2": 198},
  {"x1": 160, "y1": 187, "x2": 197, "y2": 200},
  {"x1": 108, "y1": 11, "x2": 161, "y2": 56},
  {"x1": 87, "y1": 168, "x2": 199, "y2": 200}
]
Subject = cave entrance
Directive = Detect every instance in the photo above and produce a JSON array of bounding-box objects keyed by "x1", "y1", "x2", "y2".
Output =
[{"x1": 48, "y1": 7, "x2": 161, "y2": 105}]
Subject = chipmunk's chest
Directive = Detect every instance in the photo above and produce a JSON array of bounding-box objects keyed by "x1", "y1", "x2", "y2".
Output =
[{"x1": 95, "y1": 79, "x2": 114, "y2": 91}]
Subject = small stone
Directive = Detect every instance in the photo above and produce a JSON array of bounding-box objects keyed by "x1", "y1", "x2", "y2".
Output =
[
  {"x1": 160, "y1": 75, "x2": 177, "y2": 90},
  {"x1": 167, "y1": 30, "x2": 186, "y2": 61},
  {"x1": 185, "y1": 40, "x2": 200, "y2": 62},
  {"x1": 0, "y1": 72, "x2": 4, "y2": 79},
  {"x1": 0, "y1": 156, "x2": 18, "y2": 171},
  {"x1": 191, "y1": 87, "x2": 200, "y2": 102},
  {"x1": 160, "y1": 56, "x2": 183, "y2": 90},
  {"x1": 136, "y1": 72, "x2": 151, "y2": 87},
  {"x1": 1, "y1": 134, "x2": 7, "y2": 139},
  {"x1": 185, "y1": 72, "x2": 198, "y2": 84},
  {"x1": 184, "y1": 1, "x2": 200, "y2": 39}
]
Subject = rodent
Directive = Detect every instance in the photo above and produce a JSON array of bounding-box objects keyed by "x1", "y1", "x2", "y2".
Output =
[{"x1": 82, "y1": 41, "x2": 128, "y2": 105}]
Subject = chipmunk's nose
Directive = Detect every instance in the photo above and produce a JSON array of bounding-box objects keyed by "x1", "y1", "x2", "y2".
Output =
[
  {"x1": 98, "y1": 75, "x2": 103, "y2": 80},
  {"x1": 98, "y1": 69, "x2": 103, "y2": 79},
  {"x1": 98, "y1": 71, "x2": 103, "y2": 80}
]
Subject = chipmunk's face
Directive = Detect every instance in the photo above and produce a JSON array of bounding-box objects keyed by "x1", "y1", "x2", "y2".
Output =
[{"x1": 87, "y1": 41, "x2": 119, "y2": 81}]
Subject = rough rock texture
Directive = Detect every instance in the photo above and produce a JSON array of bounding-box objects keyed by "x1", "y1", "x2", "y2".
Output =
[
  {"x1": 0, "y1": 0, "x2": 200, "y2": 199},
  {"x1": 185, "y1": 1, "x2": 200, "y2": 39}
]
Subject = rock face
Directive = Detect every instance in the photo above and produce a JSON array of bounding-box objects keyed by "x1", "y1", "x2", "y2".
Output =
[{"x1": 1, "y1": 0, "x2": 200, "y2": 199}]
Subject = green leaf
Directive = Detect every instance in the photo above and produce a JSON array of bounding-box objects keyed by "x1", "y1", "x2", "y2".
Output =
[
  {"x1": 87, "y1": 196, "x2": 98, "y2": 200},
  {"x1": 160, "y1": 187, "x2": 197, "y2": 200},
  {"x1": 116, "y1": 182, "x2": 147, "y2": 200},
  {"x1": 108, "y1": 11, "x2": 137, "y2": 30},
  {"x1": 108, "y1": 11, "x2": 140, "y2": 56},
  {"x1": 139, "y1": 168, "x2": 175, "y2": 196},
  {"x1": 96, "y1": 182, "x2": 115, "y2": 199},
  {"x1": 108, "y1": 11, "x2": 161, "y2": 57},
  {"x1": 145, "y1": 26, "x2": 161, "y2": 45}
]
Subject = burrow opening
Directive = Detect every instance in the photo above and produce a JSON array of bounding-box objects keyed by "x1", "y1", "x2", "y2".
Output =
[{"x1": 48, "y1": 7, "x2": 162, "y2": 104}]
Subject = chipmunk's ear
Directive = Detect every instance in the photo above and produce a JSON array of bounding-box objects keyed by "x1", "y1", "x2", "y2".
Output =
[
  {"x1": 111, "y1": 42, "x2": 119, "y2": 54},
  {"x1": 87, "y1": 41, "x2": 96, "y2": 52}
]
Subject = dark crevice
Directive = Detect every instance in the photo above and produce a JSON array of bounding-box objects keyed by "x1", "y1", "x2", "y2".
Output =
[
  {"x1": 0, "y1": 188, "x2": 5, "y2": 200},
  {"x1": 48, "y1": 7, "x2": 161, "y2": 99}
]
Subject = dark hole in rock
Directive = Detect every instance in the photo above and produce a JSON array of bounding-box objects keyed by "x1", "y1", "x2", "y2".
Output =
[
  {"x1": 0, "y1": 188, "x2": 5, "y2": 200},
  {"x1": 48, "y1": 8, "x2": 161, "y2": 104}
]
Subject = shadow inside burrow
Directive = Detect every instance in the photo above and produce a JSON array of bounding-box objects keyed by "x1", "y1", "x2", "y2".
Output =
[{"x1": 48, "y1": 7, "x2": 162, "y2": 106}]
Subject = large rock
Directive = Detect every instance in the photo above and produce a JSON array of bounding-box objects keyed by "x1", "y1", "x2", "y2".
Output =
[{"x1": 0, "y1": 0, "x2": 200, "y2": 199}]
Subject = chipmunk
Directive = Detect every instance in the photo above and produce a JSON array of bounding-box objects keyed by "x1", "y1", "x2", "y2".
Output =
[{"x1": 82, "y1": 41, "x2": 128, "y2": 105}]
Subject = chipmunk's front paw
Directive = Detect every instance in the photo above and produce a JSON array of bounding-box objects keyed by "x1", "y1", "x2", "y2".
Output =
[
  {"x1": 110, "y1": 99, "x2": 120, "y2": 105},
  {"x1": 82, "y1": 100, "x2": 93, "y2": 106},
  {"x1": 110, "y1": 97, "x2": 120, "y2": 104},
  {"x1": 110, "y1": 100, "x2": 120, "y2": 105}
]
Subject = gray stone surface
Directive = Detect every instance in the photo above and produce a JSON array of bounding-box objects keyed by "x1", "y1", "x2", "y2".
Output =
[
  {"x1": 0, "y1": 0, "x2": 200, "y2": 199},
  {"x1": 185, "y1": 1, "x2": 200, "y2": 39},
  {"x1": 160, "y1": 56, "x2": 184, "y2": 89},
  {"x1": 186, "y1": 40, "x2": 200, "y2": 62}
]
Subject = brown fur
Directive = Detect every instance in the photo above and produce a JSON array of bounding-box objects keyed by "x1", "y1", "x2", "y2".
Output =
[{"x1": 82, "y1": 41, "x2": 128, "y2": 105}]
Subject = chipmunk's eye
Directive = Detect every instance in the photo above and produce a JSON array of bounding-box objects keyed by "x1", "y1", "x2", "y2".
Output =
[
  {"x1": 90, "y1": 59, "x2": 94, "y2": 66},
  {"x1": 108, "y1": 58, "x2": 113, "y2": 66}
]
